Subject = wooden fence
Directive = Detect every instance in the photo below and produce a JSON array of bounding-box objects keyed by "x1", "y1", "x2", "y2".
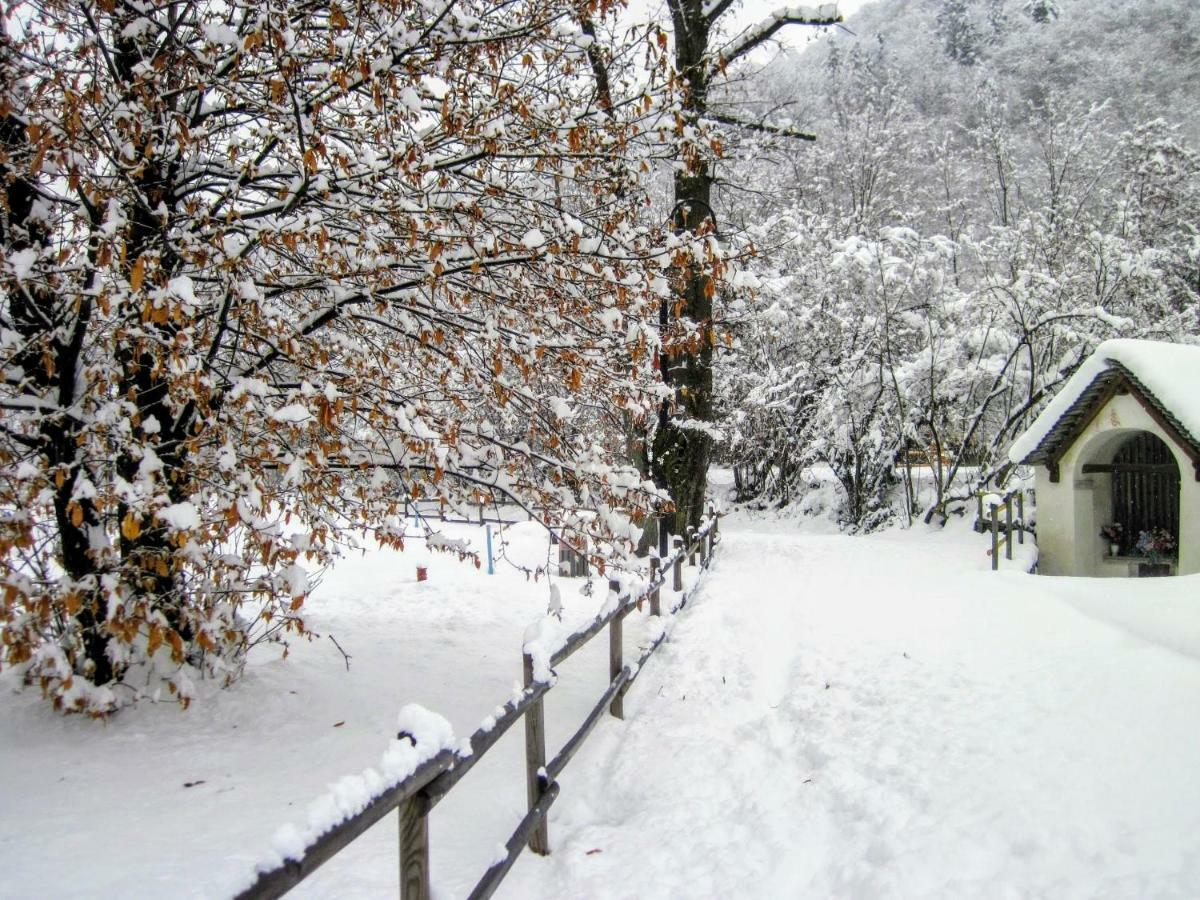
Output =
[
  {"x1": 977, "y1": 489, "x2": 1030, "y2": 570},
  {"x1": 236, "y1": 512, "x2": 721, "y2": 900},
  {"x1": 403, "y1": 497, "x2": 529, "y2": 527}
]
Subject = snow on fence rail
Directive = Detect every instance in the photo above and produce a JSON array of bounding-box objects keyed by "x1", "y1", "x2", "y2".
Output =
[{"x1": 236, "y1": 512, "x2": 722, "y2": 900}]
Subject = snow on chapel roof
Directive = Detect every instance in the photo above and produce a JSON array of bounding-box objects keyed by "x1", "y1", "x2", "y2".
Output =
[{"x1": 1008, "y1": 339, "x2": 1200, "y2": 470}]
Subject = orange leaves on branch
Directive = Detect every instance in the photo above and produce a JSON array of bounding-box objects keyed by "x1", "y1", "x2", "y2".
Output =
[
  {"x1": 121, "y1": 512, "x2": 141, "y2": 541},
  {"x1": 146, "y1": 625, "x2": 163, "y2": 658},
  {"x1": 2, "y1": 0, "x2": 669, "y2": 718},
  {"x1": 129, "y1": 256, "x2": 146, "y2": 292}
]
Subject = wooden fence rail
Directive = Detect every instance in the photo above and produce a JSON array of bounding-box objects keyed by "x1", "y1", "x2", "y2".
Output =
[
  {"x1": 237, "y1": 511, "x2": 721, "y2": 900},
  {"x1": 978, "y1": 489, "x2": 1028, "y2": 570}
]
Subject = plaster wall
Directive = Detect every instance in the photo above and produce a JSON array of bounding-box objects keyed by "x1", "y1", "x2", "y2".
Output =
[{"x1": 1031, "y1": 393, "x2": 1199, "y2": 577}]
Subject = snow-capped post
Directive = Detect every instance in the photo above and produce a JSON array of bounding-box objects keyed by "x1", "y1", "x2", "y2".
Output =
[
  {"x1": 673, "y1": 537, "x2": 685, "y2": 591},
  {"x1": 522, "y1": 653, "x2": 550, "y2": 855},
  {"x1": 649, "y1": 558, "x2": 662, "y2": 617},
  {"x1": 688, "y1": 527, "x2": 697, "y2": 567},
  {"x1": 659, "y1": 513, "x2": 670, "y2": 558},
  {"x1": 991, "y1": 503, "x2": 1000, "y2": 570},
  {"x1": 609, "y1": 579, "x2": 625, "y2": 720},
  {"x1": 1017, "y1": 493, "x2": 1026, "y2": 545},
  {"x1": 398, "y1": 796, "x2": 430, "y2": 900},
  {"x1": 1005, "y1": 497, "x2": 1014, "y2": 560}
]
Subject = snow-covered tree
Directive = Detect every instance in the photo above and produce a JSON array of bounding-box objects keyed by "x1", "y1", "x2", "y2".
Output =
[
  {"x1": 648, "y1": 0, "x2": 840, "y2": 533},
  {"x1": 714, "y1": 17, "x2": 1199, "y2": 526},
  {"x1": 0, "y1": 0, "x2": 670, "y2": 713}
]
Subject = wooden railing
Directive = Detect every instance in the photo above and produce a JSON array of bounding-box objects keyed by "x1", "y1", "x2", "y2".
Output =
[
  {"x1": 236, "y1": 512, "x2": 721, "y2": 900},
  {"x1": 977, "y1": 489, "x2": 1030, "y2": 570}
]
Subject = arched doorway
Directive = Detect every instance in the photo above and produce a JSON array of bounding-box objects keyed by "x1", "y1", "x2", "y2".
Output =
[{"x1": 1108, "y1": 432, "x2": 1180, "y2": 556}]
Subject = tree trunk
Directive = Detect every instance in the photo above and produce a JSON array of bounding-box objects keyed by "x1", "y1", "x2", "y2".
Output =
[{"x1": 656, "y1": 0, "x2": 716, "y2": 534}]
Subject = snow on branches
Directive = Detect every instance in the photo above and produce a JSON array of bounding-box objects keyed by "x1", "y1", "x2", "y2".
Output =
[{"x1": 0, "y1": 0, "x2": 670, "y2": 714}]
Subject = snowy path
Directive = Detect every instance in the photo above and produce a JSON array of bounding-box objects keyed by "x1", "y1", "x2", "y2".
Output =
[
  {"x1": 501, "y1": 524, "x2": 1200, "y2": 899},
  {"x1": 4, "y1": 516, "x2": 1200, "y2": 898}
]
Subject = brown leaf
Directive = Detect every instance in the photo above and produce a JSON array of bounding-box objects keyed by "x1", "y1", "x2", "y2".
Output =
[
  {"x1": 121, "y1": 511, "x2": 141, "y2": 540},
  {"x1": 130, "y1": 256, "x2": 145, "y2": 292}
]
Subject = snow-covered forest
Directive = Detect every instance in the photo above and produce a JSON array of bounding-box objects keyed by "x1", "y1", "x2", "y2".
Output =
[
  {"x1": 3, "y1": 0, "x2": 1200, "y2": 896},
  {"x1": 715, "y1": 0, "x2": 1200, "y2": 528}
]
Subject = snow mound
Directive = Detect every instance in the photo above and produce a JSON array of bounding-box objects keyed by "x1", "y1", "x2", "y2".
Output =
[{"x1": 255, "y1": 703, "x2": 454, "y2": 874}]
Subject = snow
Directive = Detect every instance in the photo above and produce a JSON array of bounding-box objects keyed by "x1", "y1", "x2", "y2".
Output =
[
  {"x1": 156, "y1": 502, "x2": 201, "y2": 531},
  {"x1": 271, "y1": 403, "x2": 314, "y2": 424},
  {"x1": 3, "y1": 512, "x2": 1200, "y2": 897},
  {"x1": 1009, "y1": 339, "x2": 1200, "y2": 464},
  {"x1": 260, "y1": 705, "x2": 455, "y2": 872},
  {"x1": 501, "y1": 515, "x2": 1200, "y2": 899},
  {"x1": 521, "y1": 228, "x2": 547, "y2": 250}
]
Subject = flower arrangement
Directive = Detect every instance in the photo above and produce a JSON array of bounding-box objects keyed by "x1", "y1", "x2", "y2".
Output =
[
  {"x1": 1099, "y1": 523, "x2": 1124, "y2": 544},
  {"x1": 1136, "y1": 528, "x2": 1177, "y2": 562}
]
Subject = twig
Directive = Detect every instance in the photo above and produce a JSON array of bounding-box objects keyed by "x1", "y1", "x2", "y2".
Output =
[{"x1": 328, "y1": 634, "x2": 352, "y2": 671}]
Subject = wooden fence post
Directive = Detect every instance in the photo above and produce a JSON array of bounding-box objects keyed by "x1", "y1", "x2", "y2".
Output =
[
  {"x1": 976, "y1": 493, "x2": 984, "y2": 532},
  {"x1": 399, "y1": 795, "x2": 430, "y2": 900},
  {"x1": 699, "y1": 528, "x2": 708, "y2": 566},
  {"x1": 609, "y1": 579, "x2": 624, "y2": 720},
  {"x1": 1005, "y1": 495, "x2": 1013, "y2": 560},
  {"x1": 522, "y1": 653, "x2": 550, "y2": 855},
  {"x1": 673, "y1": 537, "x2": 683, "y2": 592},
  {"x1": 658, "y1": 513, "x2": 669, "y2": 558},
  {"x1": 649, "y1": 557, "x2": 661, "y2": 617},
  {"x1": 1017, "y1": 492, "x2": 1025, "y2": 545},
  {"x1": 990, "y1": 503, "x2": 999, "y2": 571},
  {"x1": 688, "y1": 527, "x2": 697, "y2": 567}
]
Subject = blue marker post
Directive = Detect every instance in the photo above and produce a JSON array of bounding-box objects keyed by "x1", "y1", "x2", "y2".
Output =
[{"x1": 485, "y1": 524, "x2": 495, "y2": 575}]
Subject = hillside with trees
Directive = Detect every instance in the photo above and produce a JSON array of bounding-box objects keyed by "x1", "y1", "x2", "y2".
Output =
[{"x1": 713, "y1": 0, "x2": 1200, "y2": 528}]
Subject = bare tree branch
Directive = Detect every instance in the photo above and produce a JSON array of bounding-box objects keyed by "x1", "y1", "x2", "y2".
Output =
[
  {"x1": 709, "y1": 6, "x2": 842, "y2": 76},
  {"x1": 705, "y1": 111, "x2": 816, "y2": 141}
]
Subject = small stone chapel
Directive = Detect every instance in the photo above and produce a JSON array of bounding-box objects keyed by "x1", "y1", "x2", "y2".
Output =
[{"x1": 1008, "y1": 339, "x2": 1200, "y2": 577}]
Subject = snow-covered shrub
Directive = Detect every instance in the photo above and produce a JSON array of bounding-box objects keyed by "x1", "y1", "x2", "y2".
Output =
[{"x1": 0, "y1": 0, "x2": 669, "y2": 713}]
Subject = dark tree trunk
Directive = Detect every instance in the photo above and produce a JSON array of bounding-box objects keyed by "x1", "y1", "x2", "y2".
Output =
[
  {"x1": 109, "y1": 22, "x2": 192, "y2": 641},
  {"x1": 655, "y1": 0, "x2": 716, "y2": 534}
]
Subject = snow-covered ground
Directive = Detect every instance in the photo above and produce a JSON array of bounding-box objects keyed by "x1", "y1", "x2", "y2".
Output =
[
  {"x1": 4, "y1": 505, "x2": 1200, "y2": 898},
  {"x1": 501, "y1": 515, "x2": 1200, "y2": 898}
]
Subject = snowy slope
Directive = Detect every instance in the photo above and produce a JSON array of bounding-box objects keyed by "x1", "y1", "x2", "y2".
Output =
[
  {"x1": 0, "y1": 521, "x2": 667, "y2": 899},
  {"x1": 4, "y1": 513, "x2": 1200, "y2": 898},
  {"x1": 500, "y1": 518, "x2": 1200, "y2": 899}
]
